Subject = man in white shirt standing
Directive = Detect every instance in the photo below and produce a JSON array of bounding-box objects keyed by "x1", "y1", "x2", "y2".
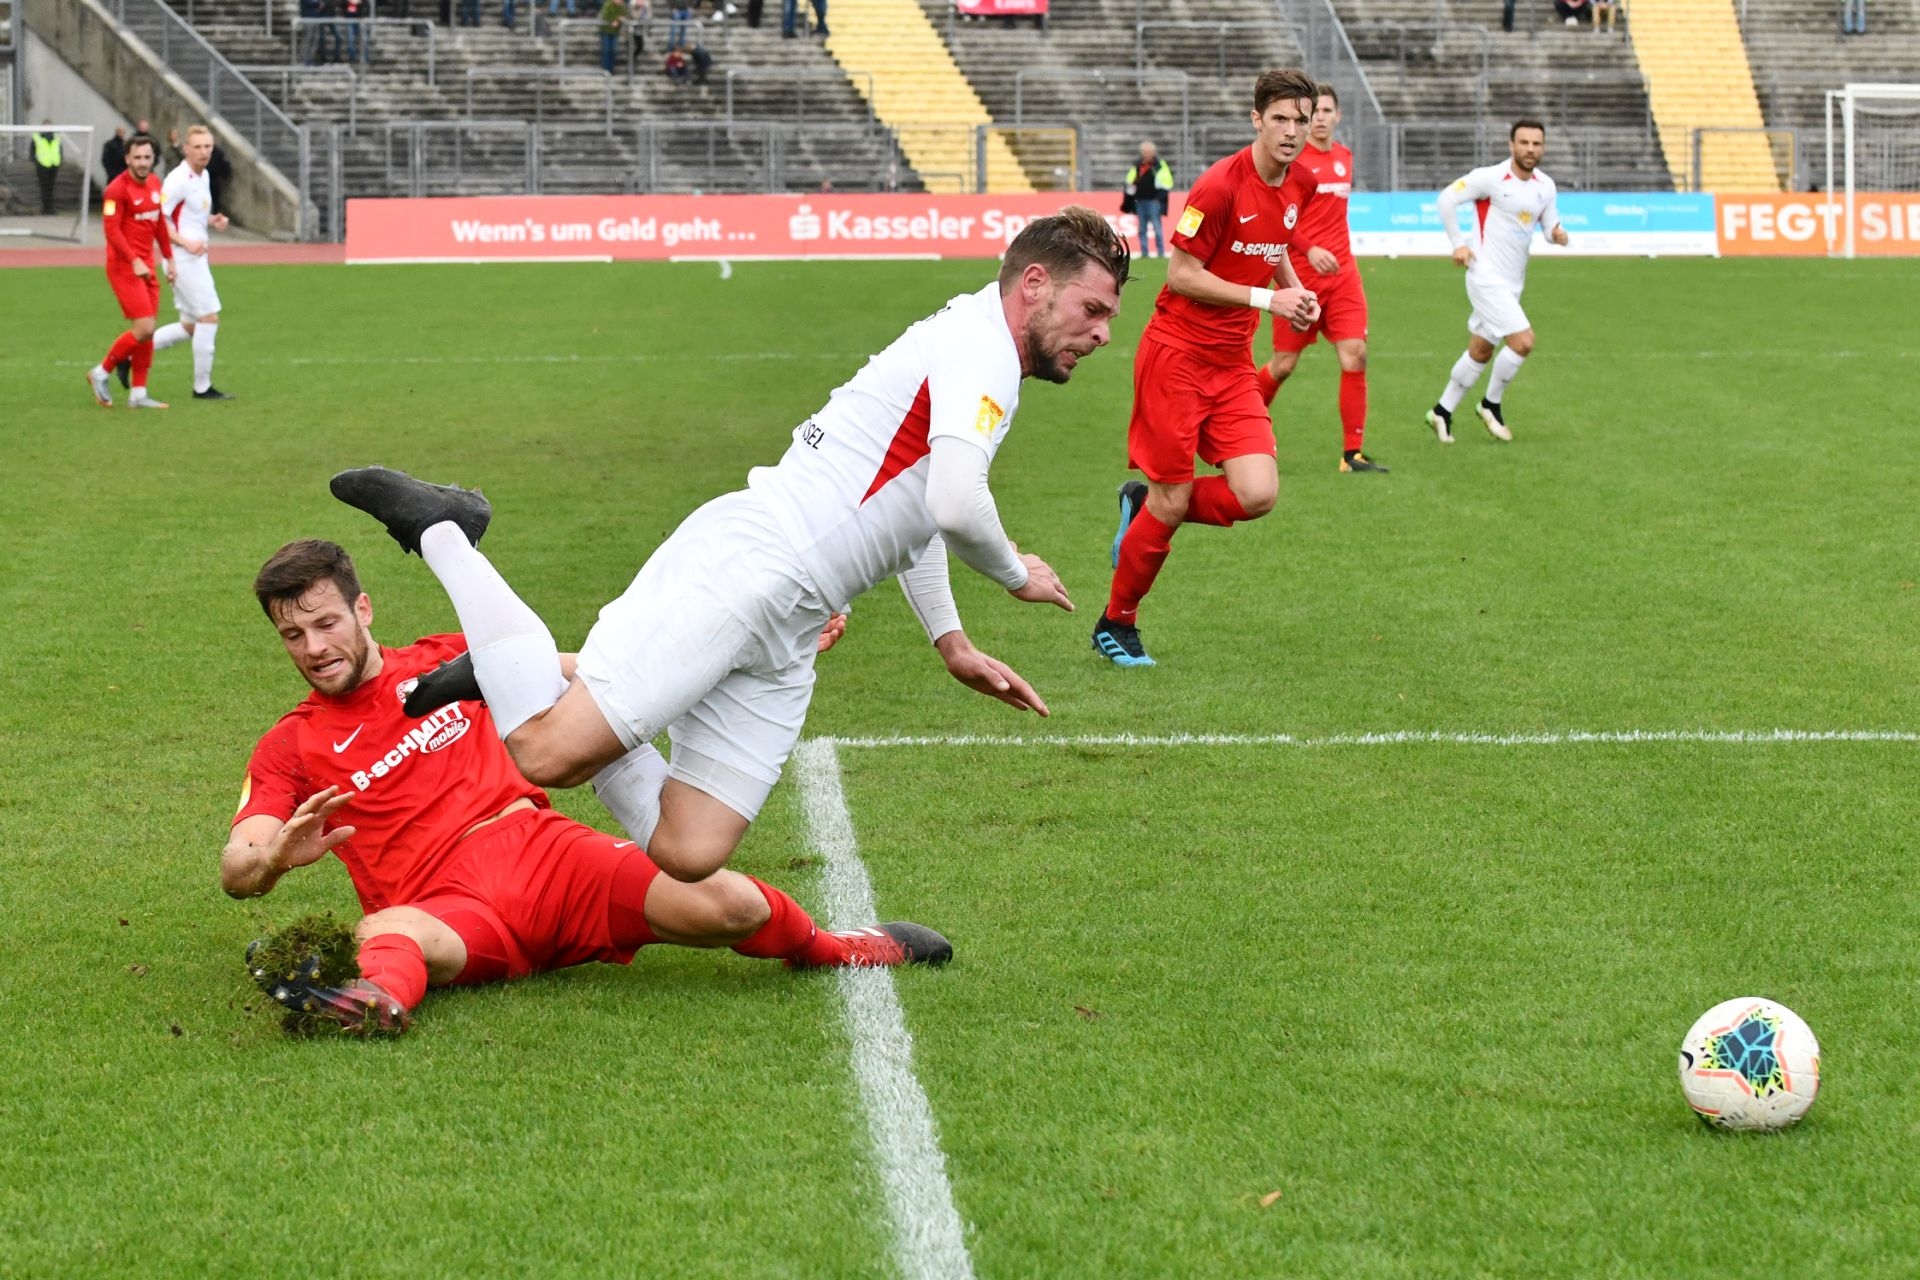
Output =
[
  {"x1": 1424, "y1": 119, "x2": 1568, "y2": 443},
  {"x1": 152, "y1": 125, "x2": 234, "y2": 401},
  {"x1": 329, "y1": 206, "x2": 1129, "y2": 895}
]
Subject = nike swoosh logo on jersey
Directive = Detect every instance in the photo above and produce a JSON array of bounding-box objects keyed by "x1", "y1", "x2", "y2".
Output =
[
  {"x1": 333, "y1": 725, "x2": 365, "y2": 753},
  {"x1": 1238, "y1": 214, "x2": 1259, "y2": 223},
  {"x1": 611, "y1": 841, "x2": 634, "y2": 849}
]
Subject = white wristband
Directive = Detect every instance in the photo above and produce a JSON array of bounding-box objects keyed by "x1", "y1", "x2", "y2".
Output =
[{"x1": 1247, "y1": 287, "x2": 1275, "y2": 312}]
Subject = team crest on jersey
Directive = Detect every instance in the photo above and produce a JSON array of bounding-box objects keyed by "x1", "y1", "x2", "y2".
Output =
[
  {"x1": 974, "y1": 395, "x2": 1005, "y2": 437},
  {"x1": 395, "y1": 676, "x2": 420, "y2": 705},
  {"x1": 1284, "y1": 204, "x2": 1299, "y2": 229},
  {"x1": 1176, "y1": 205, "x2": 1205, "y2": 237},
  {"x1": 1517, "y1": 210, "x2": 1534, "y2": 227},
  {"x1": 1334, "y1": 162, "x2": 1347, "y2": 177}
]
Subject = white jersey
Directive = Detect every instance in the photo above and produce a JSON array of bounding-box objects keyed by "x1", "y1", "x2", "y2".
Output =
[
  {"x1": 161, "y1": 161, "x2": 214, "y2": 249},
  {"x1": 1440, "y1": 160, "x2": 1560, "y2": 293},
  {"x1": 747, "y1": 283, "x2": 1022, "y2": 610}
]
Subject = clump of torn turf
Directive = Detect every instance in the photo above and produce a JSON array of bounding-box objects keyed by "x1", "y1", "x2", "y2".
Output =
[{"x1": 246, "y1": 912, "x2": 359, "y2": 1037}]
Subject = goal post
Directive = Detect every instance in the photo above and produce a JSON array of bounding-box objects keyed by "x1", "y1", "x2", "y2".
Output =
[
  {"x1": 0, "y1": 123, "x2": 95, "y2": 243},
  {"x1": 1825, "y1": 83, "x2": 1920, "y2": 259}
]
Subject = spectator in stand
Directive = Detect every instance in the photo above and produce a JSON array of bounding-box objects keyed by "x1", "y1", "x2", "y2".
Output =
[
  {"x1": 1592, "y1": 0, "x2": 1617, "y2": 31},
  {"x1": 551, "y1": 0, "x2": 579, "y2": 15},
  {"x1": 165, "y1": 127, "x2": 186, "y2": 171},
  {"x1": 207, "y1": 141, "x2": 233, "y2": 217},
  {"x1": 457, "y1": 0, "x2": 479, "y2": 25},
  {"x1": 664, "y1": 45, "x2": 691, "y2": 80},
  {"x1": 1841, "y1": 0, "x2": 1866, "y2": 34},
  {"x1": 303, "y1": 0, "x2": 341, "y2": 58},
  {"x1": 809, "y1": 0, "x2": 826, "y2": 36},
  {"x1": 32, "y1": 122, "x2": 61, "y2": 217},
  {"x1": 1501, "y1": 0, "x2": 1515, "y2": 31},
  {"x1": 1123, "y1": 141, "x2": 1173, "y2": 258},
  {"x1": 598, "y1": 0, "x2": 625, "y2": 70},
  {"x1": 503, "y1": 0, "x2": 518, "y2": 29},
  {"x1": 670, "y1": 0, "x2": 690, "y2": 45},
  {"x1": 342, "y1": 0, "x2": 368, "y2": 62},
  {"x1": 1554, "y1": 0, "x2": 1589, "y2": 24},
  {"x1": 781, "y1": 0, "x2": 821, "y2": 37},
  {"x1": 690, "y1": 39, "x2": 713, "y2": 81},
  {"x1": 102, "y1": 126, "x2": 129, "y2": 185}
]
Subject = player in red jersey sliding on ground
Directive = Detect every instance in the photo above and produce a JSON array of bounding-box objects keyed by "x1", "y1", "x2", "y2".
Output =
[
  {"x1": 1254, "y1": 84, "x2": 1386, "y2": 475},
  {"x1": 228, "y1": 538, "x2": 935, "y2": 1037},
  {"x1": 85, "y1": 133, "x2": 174, "y2": 410},
  {"x1": 1093, "y1": 68, "x2": 1322, "y2": 668}
]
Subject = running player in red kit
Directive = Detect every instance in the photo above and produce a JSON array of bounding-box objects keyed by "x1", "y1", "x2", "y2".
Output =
[
  {"x1": 85, "y1": 132, "x2": 174, "y2": 410},
  {"x1": 1093, "y1": 68, "x2": 1322, "y2": 668},
  {"x1": 1255, "y1": 84, "x2": 1386, "y2": 474},
  {"x1": 229, "y1": 538, "x2": 943, "y2": 1036}
]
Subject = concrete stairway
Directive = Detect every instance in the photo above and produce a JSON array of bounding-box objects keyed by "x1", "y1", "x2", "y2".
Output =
[{"x1": 1627, "y1": 0, "x2": 1776, "y2": 190}]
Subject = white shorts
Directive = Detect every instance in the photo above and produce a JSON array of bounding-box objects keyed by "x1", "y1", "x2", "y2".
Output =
[
  {"x1": 1465, "y1": 273, "x2": 1528, "y2": 343},
  {"x1": 575, "y1": 489, "x2": 832, "y2": 823},
  {"x1": 172, "y1": 253, "x2": 221, "y2": 321}
]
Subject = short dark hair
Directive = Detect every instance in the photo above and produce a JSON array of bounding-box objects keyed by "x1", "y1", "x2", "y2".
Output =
[
  {"x1": 254, "y1": 539, "x2": 363, "y2": 621},
  {"x1": 1510, "y1": 118, "x2": 1546, "y2": 140},
  {"x1": 1254, "y1": 68, "x2": 1317, "y2": 117},
  {"x1": 125, "y1": 132, "x2": 158, "y2": 159},
  {"x1": 999, "y1": 204, "x2": 1132, "y2": 292},
  {"x1": 1315, "y1": 83, "x2": 1339, "y2": 108}
]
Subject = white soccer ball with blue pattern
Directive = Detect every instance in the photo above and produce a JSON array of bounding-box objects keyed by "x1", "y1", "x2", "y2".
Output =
[{"x1": 1678, "y1": 997, "x2": 1821, "y2": 1131}]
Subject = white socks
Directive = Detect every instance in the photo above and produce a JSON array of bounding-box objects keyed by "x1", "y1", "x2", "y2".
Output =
[
  {"x1": 418, "y1": 520, "x2": 566, "y2": 739},
  {"x1": 1486, "y1": 347, "x2": 1526, "y2": 405},
  {"x1": 1438, "y1": 352, "x2": 1488, "y2": 413},
  {"x1": 591, "y1": 744, "x2": 669, "y2": 847},
  {"x1": 191, "y1": 322, "x2": 217, "y2": 393},
  {"x1": 152, "y1": 322, "x2": 190, "y2": 351}
]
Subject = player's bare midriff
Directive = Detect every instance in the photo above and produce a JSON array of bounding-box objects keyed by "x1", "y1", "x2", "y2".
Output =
[{"x1": 458, "y1": 797, "x2": 537, "y2": 841}]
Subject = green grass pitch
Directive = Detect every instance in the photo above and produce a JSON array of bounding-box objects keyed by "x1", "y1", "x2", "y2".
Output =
[{"x1": 0, "y1": 252, "x2": 1916, "y2": 1277}]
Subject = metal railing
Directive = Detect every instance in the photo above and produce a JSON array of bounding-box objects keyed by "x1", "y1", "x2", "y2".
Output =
[
  {"x1": 1690, "y1": 125, "x2": 1798, "y2": 193},
  {"x1": 100, "y1": 0, "x2": 301, "y2": 186},
  {"x1": 1476, "y1": 68, "x2": 1653, "y2": 134},
  {"x1": 1269, "y1": 0, "x2": 1389, "y2": 191},
  {"x1": 234, "y1": 64, "x2": 362, "y2": 134},
  {"x1": 464, "y1": 67, "x2": 618, "y2": 130},
  {"x1": 1132, "y1": 22, "x2": 1297, "y2": 84},
  {"x1": 1378, "y1": 119, "x2": 1667, "y2": 190},
  {"x1": 722, "y1": 66, "x2": 874, "y2": 127},
  {"x1": 1012, "y1": 68, "x2": 1190, "y2": 131},
  {"x1": 1342, "y1": 21, "x2": 1493, "y2": 83},
  {"x1": 290, "y1": 17, "x2": 437, "y2": 83}
]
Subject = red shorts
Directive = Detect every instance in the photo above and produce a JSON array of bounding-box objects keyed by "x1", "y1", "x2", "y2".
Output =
[
  {"x1": 1273, "y1": 265, "x2": 1368, "y2": 352},
  {"x1": 408, "y1": 808, "x2": 660, "y2": 985},
  {"x1": 1128, "y1": 333, "x2": 1275, "y2": 485},
  {"x1": 107, "y1": 267, "x2": 160, "y2": 321}
]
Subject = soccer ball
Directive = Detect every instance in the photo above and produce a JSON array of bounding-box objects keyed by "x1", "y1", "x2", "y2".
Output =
[{"x1": 1677, "y1": 997, "x2": 1821, "y2": 1131}]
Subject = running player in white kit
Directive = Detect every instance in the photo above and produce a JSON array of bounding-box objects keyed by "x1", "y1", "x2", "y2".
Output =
[
  {"x1": 1424, "y1": 119, "x2": 1567, "y2": 444},
  {"x1": 330, "y1": 207, "x2": 1130, "y2": 886},
  {"x1": 152, "y1": 125, "x2": 233, "y2": 401}
]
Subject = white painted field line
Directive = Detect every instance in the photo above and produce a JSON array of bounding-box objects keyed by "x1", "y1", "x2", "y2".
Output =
[
  {"x1": 793, "y1": 739, "x2": 975, "y2": 1280},
  {"x1": 828, "y1": 728, "x2": 1920, "y2": 749}
]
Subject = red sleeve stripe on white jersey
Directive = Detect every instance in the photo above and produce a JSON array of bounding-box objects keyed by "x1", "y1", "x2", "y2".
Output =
[{"x1": 860, "y1": 380, "x2": 932, "y2": 504}]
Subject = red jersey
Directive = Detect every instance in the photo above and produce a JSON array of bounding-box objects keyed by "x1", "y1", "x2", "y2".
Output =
[
  {"x1": 101, "y1": 170, "x2": 172, "y2": 273},
  {"x1": 1147, "y1": 146, "x2": 1316, "y2": 364},
  {"x1": 1286, "y1": 141, "x2": 1355, "y2": 273},
  {"x1": 233, "y1": 635, "x2": 549, "y2": 914}
]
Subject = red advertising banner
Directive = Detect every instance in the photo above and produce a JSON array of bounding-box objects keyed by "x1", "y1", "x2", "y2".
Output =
[
  {"x1": 955, "y1": 0, "x2": 1048, "y2": 14},
  {"x1": 1716, "y1": 192, "x2": 1920, "y2": 257},
  {"x1": 346, "y1": 192, "x2": 1150, "y2": 263}
]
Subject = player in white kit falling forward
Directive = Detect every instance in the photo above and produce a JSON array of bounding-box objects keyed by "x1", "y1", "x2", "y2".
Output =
[
  {"x1": 331, "y1": 207, "x2": 1130, "y2": 890},
  {"x1": 1424, "y1": 119, "x2": 1567, "y2": 444},
  {"x1": 149, "y1": 125, "x2": 233, "y2": 400}
]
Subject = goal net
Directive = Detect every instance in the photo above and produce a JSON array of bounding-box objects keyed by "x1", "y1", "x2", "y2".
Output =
[
  {"x1": 0, "y1": 123, "x2": 95, "y2": 242},
  {"x1": 1825, "y1": 83, "x2": 1920, "y2": 257}
]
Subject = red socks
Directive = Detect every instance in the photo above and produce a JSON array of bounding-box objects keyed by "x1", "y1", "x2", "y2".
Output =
[
  {"x1": 102, "y1": 331, "x2": 141, "y2": 373},
  {"x1": 357, "y1": 933, "x2": 429, "y2": 1010},
  {"x1": 130, "y1": 339, "x2": 154, "y2": 390},
  {"x1": 732, "y1": 878, "x2": 847, "y2": 967},
  {"x1": 1340, "y1": 370, "x2": 1368, "y2": 453},
  {"x1": 1255, "y1": 363, "x2": 1280, "y2": 406},
  {"x1": 1106, "y1": 507, "x2": 1177, "y2": 624}
]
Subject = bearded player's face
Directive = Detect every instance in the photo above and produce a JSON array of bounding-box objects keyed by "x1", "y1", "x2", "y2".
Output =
[
  {"x1": 273, "y1": 581, "x2": 377, "y2": 697},
  {"x1": 126, "y1": 145, "x2": 155, "y2": 182},
  {"x1": 1023, "y1": 262, "x2": 1120, "y2": 385}
]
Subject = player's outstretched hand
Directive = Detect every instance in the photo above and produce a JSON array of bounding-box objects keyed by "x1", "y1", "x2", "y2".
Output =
[
  {"x1": 817, "y1": 612, "x2": 848, "y2": 654},
  {"x1": 1009, "y1": 553, "x2": 1072, "y2": 612},
  {"x1": 1549, "y1": 225, "x2": 1569, "y2": 247},
  {"x1": 268, "y1": 786, "x2": 357, "y2": 874},
  {"x1": 1307, "y1": 246, "x2": 1341, "y2": 276},
  {"x1": 1452, "y1": 245, "x2": 1475, "y2": 269},
  {"x1": 934, "y1": 632, "x2": 1049, "y2": 717}
]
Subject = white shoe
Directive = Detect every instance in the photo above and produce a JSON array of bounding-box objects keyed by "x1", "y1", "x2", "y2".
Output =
[
  {"x1": 1477, "y1": 401, "x2": 1512, "y2": 441},
  {"x1": 128, "y1": 392, "x2": 170, "y2": 409},
  {"x1": 87, "y1": 366, "x2": 113, "y2": 408},
  {"x1": 1425, "y1": 408, "x2": 1455, "y2": 444}
]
